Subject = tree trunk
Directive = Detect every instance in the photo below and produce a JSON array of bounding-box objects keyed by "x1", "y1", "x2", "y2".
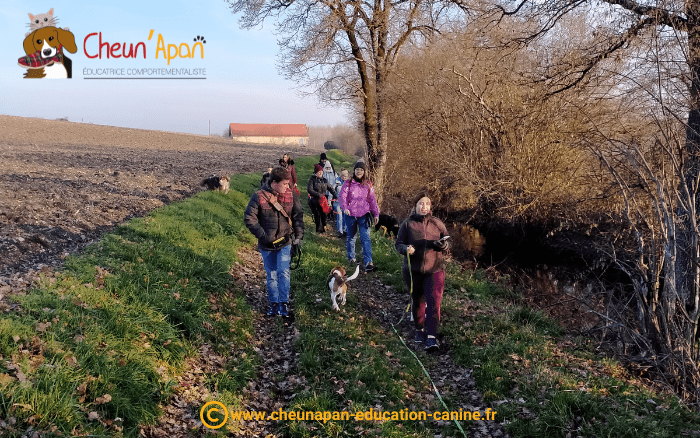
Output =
[{"x1": 676, "y1": 3, "x2": 700, "y2": 341}]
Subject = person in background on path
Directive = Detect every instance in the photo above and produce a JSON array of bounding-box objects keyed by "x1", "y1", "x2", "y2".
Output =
[
  {"x1": 395, "y1": 193, "x2": 449, "y2": 351},
  {"x1": 319, "y1": 152, "x2": 336, "y2": 181},
  {"x1": 320, "y1": 153, "x2": 337, "y2": 220},
  {"x1": 244, "y1": 167, "x2": 304, "y2": 317},
  {"x1": 307, "y1": 163, "x2": 337, "y2": 233},
  {"x1": 339, "y1": 161, "x2": 379, "y2": 273},
  {"x1": 260, "y1": 167, "x2": 273, "y2": 188},
  {"x1": 279, "y1": 153, "x2": 298, "y2": 190},
  {"x1": 333, "y1": 168, "x2": 349, "y2": 237}
]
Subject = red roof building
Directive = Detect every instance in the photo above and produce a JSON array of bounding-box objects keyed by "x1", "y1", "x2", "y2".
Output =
[{"x1": 229, "y1": 123, "x2": 308, "y2": 137}]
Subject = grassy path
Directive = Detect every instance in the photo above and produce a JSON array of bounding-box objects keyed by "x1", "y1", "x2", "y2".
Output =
[{"x1": 1, "y1": 150, "x2": 699, "y2": 437}]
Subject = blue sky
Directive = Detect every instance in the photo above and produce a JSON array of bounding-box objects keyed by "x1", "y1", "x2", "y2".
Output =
[{"x1": 0, "y1": 0, "x2": 350, "y2": 135}]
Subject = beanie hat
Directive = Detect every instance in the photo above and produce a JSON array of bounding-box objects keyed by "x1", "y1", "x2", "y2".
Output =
[
  {"x1": 314, "y1": 163, "x2": 323, "y2": 173},
  {"x1": 320, "y1": 153, "x2": 327, "y2": 161},
  {"x1": 353, "y1": 161, "x2": 366, "y2": 171}
]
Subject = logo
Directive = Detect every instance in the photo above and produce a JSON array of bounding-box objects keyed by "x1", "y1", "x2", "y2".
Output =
[
  {"x1": 200, "y1": 401, "x2": 228, "y2": 429},
  {"x1": 18, "y1": 8, "x2": 76, "y2": 79}
]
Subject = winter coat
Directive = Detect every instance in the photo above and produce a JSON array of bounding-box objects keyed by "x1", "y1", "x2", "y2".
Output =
[
  {"x1": 307, "y1": 174, "x2": 337, "y2": 200},
  {"x1": 244, "y1": 184, "x2": 304, "y2": 250},
  {"x1": 321, "y1": 160, "x2": 336, "y2": 188},
  {"x1": 339, "y1": 179, "x2": 379, "y2": 218},
  {"x1": 279, "y1": 159, "x2": 298, "y2": 186},
  {"x1": 395, "y1": 212, "x2": 449, "y2": 274}
]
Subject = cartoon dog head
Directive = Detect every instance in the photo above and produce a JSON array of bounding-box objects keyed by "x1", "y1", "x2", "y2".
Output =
[{"x1": 23, "y1": 27, "x2": 77, "y2": 57}]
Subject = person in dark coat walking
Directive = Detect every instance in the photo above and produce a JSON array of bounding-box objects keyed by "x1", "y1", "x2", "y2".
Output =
[
  {"x1": 279, "y1": 153, "x2": 298, "y2": 189},
  {"x1": 395, "y1": 193, "x2": 449, "y2": 351},
  {"x1": 244, "y1": 167, "x2": 304, "y2": 317},
  {"x1": 307, "y1": 163, "x2": 337, "y2": 233}
]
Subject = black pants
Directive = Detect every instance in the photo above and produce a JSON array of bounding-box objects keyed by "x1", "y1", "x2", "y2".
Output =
[{"x1": 308, "y1": 197, "x2": 326, "y2": 232}]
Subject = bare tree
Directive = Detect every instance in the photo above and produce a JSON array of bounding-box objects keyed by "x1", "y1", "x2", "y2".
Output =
[
  {"x1": 225, "y1": 0, "x2": 465, "y2": 200},
  {"x1": 493, "y1": 0, "x2": 700, "y2": 400}
]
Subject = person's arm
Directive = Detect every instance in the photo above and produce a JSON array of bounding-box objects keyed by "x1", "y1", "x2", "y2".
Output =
[
  {"x1": 291, "y1": 165, "x2": 297, "y2": 186},
  {"x1": 432, "y1": 219, "x2": 450, "y2": 251},
  {"x1": 368, "y1": 186, "x2": 380, "y2": 219},
  {"x1": 243, "y1": 193, "x2": 266, "y2": 240},
  {"x1": 291, "y1": 191, "x2": 304, "y2": 242},
  {"x1": 395, "y1": 222, "x2": 410, "y2": 256},
  {"x1": 339, "y1": 180, "x2": 349, "y2": 211},
  {"x1": 307, "y1": 177, "x2": 322, "y2": 199},
  {"x1": 327, "y1": 179, "x2": 338, "y2": 199}
]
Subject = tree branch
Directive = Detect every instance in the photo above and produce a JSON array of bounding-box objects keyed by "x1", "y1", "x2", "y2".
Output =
[{"x1": 601, "y1": 0, "x2": 688, "y2": 32}]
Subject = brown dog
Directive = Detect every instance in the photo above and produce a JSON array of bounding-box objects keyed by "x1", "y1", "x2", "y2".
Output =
[
  {"x1": 328, "y1": 265, "x2": 360, "y2": 311},
  {"x1": 22, "y1": 27, "x2": 77, "y2": 78}
]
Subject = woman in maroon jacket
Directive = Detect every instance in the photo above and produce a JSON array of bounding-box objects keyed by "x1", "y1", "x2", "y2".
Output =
[
  {"x1": 279, "y1": 153, "x2": 298, "y2": 189},
  {"x1": 395, "y1": 193, "x2": 449, "y2": 351}
]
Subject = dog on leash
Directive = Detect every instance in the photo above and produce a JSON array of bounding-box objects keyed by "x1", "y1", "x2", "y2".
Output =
[
  {"x1": 375, "y1": 213, "x2": 400, "y2": 238},
  {"x1": 328, "y1": 265, "x2": 361, "y2": 311},
  {"x1": 201, "y1": 175, "x2": 230, "y2": 194}
]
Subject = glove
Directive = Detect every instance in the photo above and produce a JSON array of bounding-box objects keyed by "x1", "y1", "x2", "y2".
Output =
[
  {"x1": 433, "y1": 239, "x2": 448, "y2": 252},
  {"x1": 292, "y1": 238, "x2": 302, "y2": 256}
]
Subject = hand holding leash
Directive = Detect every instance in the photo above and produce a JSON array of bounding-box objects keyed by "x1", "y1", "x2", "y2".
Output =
[
  {"x1": 292, "y1": 238, "x2": 302, "y2": 255},
  {"x1": 291, "y1": 239, "x2": 302, "y2": 269},
  {"x1": 433, "y1": 235, "x2": 450, "y2": 251}
]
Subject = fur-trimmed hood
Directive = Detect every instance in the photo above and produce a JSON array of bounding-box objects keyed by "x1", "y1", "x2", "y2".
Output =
[{"x1": 279, "y1": 158, "x2": 295, "y2": 167}]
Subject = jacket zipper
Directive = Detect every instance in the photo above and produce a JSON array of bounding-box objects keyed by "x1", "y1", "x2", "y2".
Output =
[{"x1": 421, "y1": 217, "x2": 428, "y2": 272}]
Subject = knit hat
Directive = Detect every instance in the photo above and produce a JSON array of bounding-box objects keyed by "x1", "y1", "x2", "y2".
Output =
[
  {"x1": 314, "y1": 163, "x2": 323, "y2": 173},
  {"x1": 320, "y1": 153, "x2": 327, "y2": 161},
  {"x1": 353, "y1": 161, "x2": 366, "y2": 171}
]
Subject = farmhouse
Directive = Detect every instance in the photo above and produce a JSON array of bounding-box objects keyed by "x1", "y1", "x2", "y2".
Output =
[{"x1": 229, "y1": 123, "x2": 309, "y2": 146}]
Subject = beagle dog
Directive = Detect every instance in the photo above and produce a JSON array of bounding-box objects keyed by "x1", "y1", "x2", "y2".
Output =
[
  {"x1": 21, "y1": 27, "x2": 77, "y2": 78},
  {"x1": 328, "y1": 265, "x2": 360, "y2": 311}
]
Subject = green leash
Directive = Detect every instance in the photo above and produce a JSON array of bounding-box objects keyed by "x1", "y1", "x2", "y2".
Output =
[
  {"x1": 386, "y1": 249, "x2": 468, "y2": 437},
  {"x1": 395, "y1": 252, "x2": 413, "y2": 325}
]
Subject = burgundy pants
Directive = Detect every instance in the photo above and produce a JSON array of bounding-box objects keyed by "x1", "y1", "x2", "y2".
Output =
[{"x1": 402, "y1": 268, "x2": 445, "y2": 336}]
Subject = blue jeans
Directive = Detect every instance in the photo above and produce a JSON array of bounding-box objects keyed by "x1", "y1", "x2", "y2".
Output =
[
  {"x1": 345, "y1": 214, "x2": 372, "y2": 266},
  {"x1": 259, "y1": 244, "x2": 291, "y2": 304},
  {"x1": 333, "y1": 201, "x2": 345, "y2": 233}
]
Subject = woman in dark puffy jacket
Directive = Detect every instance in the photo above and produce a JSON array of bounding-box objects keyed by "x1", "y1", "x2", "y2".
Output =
[
  {"x1": 307, "y1": 164, "x2": 337, "y2": 233},
  {"x1": 395, "y1": 193, "x2": 449, "y2": 351}
]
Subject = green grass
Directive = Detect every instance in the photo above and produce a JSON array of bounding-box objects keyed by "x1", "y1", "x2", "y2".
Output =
[
  {"x1": 2, "y1": 149, "x2": 699, "y2": 437},
  {"x1": 0, "y1": 171, "x2": 258, "y2": 437}
]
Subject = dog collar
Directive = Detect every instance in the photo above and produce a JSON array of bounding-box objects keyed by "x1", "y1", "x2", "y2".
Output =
[{"x1": 18, "y1": 44, "x2": 64, "y2": 69}]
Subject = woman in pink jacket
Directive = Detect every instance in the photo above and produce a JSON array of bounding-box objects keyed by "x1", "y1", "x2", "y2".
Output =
[{"x1": 339, "y1": 161, "x2": 380, "y2": 272}]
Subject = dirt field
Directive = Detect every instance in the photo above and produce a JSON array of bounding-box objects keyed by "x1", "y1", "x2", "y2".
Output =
[{"x1": 0, "y1": 115, "x2": 321, "y2": 287}]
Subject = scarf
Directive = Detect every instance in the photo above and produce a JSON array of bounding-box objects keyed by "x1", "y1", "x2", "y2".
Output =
[{"x1": 18, "y1": 45, "x2": 64, "y2": 68}]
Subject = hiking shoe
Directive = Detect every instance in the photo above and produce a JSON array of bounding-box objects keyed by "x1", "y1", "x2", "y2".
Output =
[
  {"x1": 364, "y1": 263, "x2": 376, "y2": 273},
  {"x1": 266, "y1": 303, "x2": 279, "y2": 317},
  {"x1": 278, "y1": 303, "x2": 289, "y2": 317},
  {"x1": 414, "y1": 329, "x2": 425, "y2": 343},
  {"x1": 425, "y1": 336, "x2": 439, "y2": 352}
]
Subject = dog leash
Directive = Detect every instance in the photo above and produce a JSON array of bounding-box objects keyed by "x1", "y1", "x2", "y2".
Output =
[
  {"x1": 382, "y1": 249, "x2": 467, "y2": 437},
  {"x1": 394, "y1": 254, "x2": 413, "y2": 325}
]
